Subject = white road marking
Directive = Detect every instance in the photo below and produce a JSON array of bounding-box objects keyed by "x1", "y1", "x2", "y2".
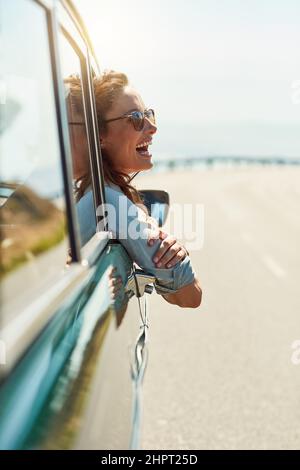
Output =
[{"x1": 262, "y1": 254, "x2": 287, "y2": 278}]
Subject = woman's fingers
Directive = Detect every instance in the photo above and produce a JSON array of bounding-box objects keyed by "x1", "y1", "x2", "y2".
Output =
[
  {"x1": 164, "y1": 248, "x2": 187, "y2": 268},
  {"x1": 148, "y1": 228, "x2": 167, "y2": 246},
  {"x1": 153, "y1": 236, "x2": 177, "y2": 266},
  {"x1": 159, "y1": 230, "x2": 168, "y2": 240},
  {"x1": 147, "y1": 226, "x2": 161, "y2": 245},
  {"x1": 156, "y1": 243, "x2": 184, "y2": 267},
  {"x1": 150, "y1": 230, "x2": 189, "y2": 268}
]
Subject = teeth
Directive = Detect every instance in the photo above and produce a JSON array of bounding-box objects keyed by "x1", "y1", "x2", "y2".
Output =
[{"x1": 136, "y1": 140, "x2": 152, "y2": 149}]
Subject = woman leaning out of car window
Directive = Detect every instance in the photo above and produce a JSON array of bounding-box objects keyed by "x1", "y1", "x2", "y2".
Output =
[{"x1": 65, "y1": 72, "x2": 202, "y2": 309}]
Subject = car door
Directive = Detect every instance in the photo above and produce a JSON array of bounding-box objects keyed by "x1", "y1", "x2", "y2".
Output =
[{"x1": 0, "y1": 0, "x2": 150, "y2": 450}]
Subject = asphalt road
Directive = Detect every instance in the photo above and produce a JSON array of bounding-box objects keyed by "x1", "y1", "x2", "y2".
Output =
[{"x1": 137, "y1": 165, "x2": 300, "y2": 450}]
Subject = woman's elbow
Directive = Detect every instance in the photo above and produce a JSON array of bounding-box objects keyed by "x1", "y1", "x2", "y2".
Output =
[
  {"x1": 178, "y1": 280, "x2": 202, "y2": 309},
  {"x1": 161, "y1": 279, "x2": 202, "y2": 308},
  {"x1": 184, "y1": 288, "x2": 202, "y2": 308}
]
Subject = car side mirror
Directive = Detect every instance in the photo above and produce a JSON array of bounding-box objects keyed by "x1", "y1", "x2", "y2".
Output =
[{"x1": 139, "y1": 189, "x2": 170, "y2": 227}]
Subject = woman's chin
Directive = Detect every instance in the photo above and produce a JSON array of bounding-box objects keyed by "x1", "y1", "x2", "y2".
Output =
[
  {"x1": 139, "y1": 160, "x2": 153, "y2": 171},
  {"x1": 135, "y1": 153, "x2": 153, "y2": 170}
]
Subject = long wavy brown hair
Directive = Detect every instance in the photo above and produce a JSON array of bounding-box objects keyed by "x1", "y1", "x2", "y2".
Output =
[{"x1": 65, "y1": 71, "x2": 144, "y2": 205}]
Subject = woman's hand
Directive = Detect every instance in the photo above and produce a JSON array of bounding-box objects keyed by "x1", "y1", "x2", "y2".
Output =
[{"x1": 148, "y1": 229, "x2": 189, "y2": 268}]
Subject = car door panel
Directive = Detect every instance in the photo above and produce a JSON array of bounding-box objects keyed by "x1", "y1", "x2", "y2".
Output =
[
  {"x1": 0, "y1": 243, "x2": 145, "y2": 449},
  {"x1": 0, "y1": 0, "x2": 152, "y2": 451}
]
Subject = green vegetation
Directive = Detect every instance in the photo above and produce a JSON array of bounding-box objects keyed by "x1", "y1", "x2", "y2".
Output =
[{"x1": 0, "y1": 219, "x2": 66, "y2": 279}]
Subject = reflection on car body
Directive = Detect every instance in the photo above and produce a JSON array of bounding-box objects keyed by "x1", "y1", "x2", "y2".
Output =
[{"x1": 0, "y1": 0, "x2": 169, "y2": 450}]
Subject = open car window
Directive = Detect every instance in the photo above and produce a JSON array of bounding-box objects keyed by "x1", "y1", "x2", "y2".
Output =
[{"x1": 58, "y1": 31, "x2": 97, "y2": 248}]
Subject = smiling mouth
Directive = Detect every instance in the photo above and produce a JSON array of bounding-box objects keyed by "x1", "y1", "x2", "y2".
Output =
[{"x1": 136, "y1": 140, "x2": 152, "y2": 157}]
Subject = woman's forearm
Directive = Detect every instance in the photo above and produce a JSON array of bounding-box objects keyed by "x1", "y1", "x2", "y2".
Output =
[{"x1": 162, "y1": 277, "x2": 202, "y2": 309}]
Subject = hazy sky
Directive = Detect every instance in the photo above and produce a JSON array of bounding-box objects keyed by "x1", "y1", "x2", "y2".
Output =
[{"x1": 75, "y1": 0, "x2": 300, "y2": 157}]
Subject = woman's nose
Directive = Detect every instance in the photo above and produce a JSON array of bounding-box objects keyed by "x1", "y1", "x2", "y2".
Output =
[{"x1": 145, "y1": 118, "x2": 157, "y2": 134}]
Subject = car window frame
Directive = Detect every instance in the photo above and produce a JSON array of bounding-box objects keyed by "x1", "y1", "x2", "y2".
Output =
[
  {"x1": 56, "y1": 2, "x2": 109, "y2": 263},
  {"x1": 0, "y1": 0, "x2": 110, "y2": 375}
]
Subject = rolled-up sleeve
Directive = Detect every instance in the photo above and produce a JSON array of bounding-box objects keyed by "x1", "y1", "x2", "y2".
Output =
[{"x1": 104, "y1": 185, "x2": 195, "y2": 293}]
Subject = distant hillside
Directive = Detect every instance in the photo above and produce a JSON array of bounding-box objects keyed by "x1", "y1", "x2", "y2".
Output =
[{"x1": 0, "y1": 182, "x2": 66, "y2": 277}]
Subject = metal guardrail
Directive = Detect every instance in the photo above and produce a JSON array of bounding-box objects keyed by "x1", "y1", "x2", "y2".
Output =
[{"x1": 154, "y1": 156, "x2": 300, "y2": 171}]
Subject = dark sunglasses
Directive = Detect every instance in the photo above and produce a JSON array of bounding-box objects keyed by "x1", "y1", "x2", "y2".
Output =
[{"x1": 104, "y1": 108, "x2": 155, "y2": 131}]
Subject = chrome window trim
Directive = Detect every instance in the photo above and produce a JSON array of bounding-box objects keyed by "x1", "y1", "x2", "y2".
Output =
[
  {"x1": 86, "y1": 51, "x2": 105, "y2": 215},
  {"x1": 57, "y1": 30, "x2": 99, "y2": 235},
  {"x1": 80, "y1": 49, "x2": 104, "y2": 215},
  {"x1": 56, "y1": 7, "x2": 107, "y2": 237},
  {"x1": 60, "y1": 0, "x2": 100, "y2": 72},
  {"x1": 48, "y1": 4, "x2": 81, "y2": 262},
  {"x1": 56, "y1": 1, "x2": 87, "y2": 55},
  {"x1": 57, "y1": 0, "x2": 108, "y2": 235},
  {"x1": 35, "y1": 0, "x2": 55, "y2": 10},
  {"x1": 57, "y1": 0, "x2": 106, "y2": 225}
]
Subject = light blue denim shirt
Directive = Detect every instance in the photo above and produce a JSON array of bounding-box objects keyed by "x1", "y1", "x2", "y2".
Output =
[
  {"x1": 75, "y1": 188, "x2": 96, "y2": 246},
  {"x1": 104, "y1": 183, "x2": 195, "y2": 293}
]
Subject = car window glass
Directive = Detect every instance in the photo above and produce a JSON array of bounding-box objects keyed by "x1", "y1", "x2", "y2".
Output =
[
  {"x1": 0, "y1": 0, "x2": 69, "y2": 327},
  {"x1": 58, "y1": 32, "x2": 97, "y2": 247}
]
